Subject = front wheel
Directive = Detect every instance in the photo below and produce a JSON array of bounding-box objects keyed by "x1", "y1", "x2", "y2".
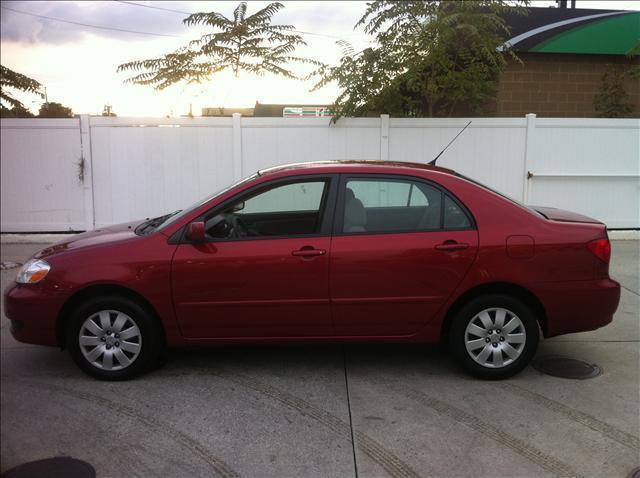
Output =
[
  {"x1": 67, "y1": 296, "x2": 163, "y2": 380},
  {"x1": 449, "y1": 294, "x2": 539, "y2": 380}
]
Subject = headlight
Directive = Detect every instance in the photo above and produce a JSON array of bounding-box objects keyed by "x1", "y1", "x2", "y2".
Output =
[{"x1": 16, "y1": 259, "x2": 51, "y2": 284}]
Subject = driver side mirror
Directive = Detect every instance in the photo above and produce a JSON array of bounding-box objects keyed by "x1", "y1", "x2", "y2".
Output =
[{"x1": 185, "y1": 221, "x2": 206, "y2": 242}]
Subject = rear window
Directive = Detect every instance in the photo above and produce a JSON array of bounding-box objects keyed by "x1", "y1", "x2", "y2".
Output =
[{"x1": 455, "y1": 173, "x2": 545, "y2": 219}]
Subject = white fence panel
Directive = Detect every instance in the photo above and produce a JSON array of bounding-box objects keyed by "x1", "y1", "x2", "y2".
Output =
[
  {"x1": 89, "y1": 117, "x2": 235, "y2": 227},
  {"x1": 389, "y1": 118, "x2": 528, "y2": 201},
  {"x1": 0, "y1": 118, "x2": 85, "y2": 232},
  {"x1": 528, "y1": 118, "x2": 640, "y2": 229},
  {"x1": 1, "y1": 115, "x2": 638, "y2": 232},
  {"x1": 240, "y1": 117, "x2": 382, "y2": 174}
]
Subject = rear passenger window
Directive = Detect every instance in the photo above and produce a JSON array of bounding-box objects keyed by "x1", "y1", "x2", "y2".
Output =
[
  {"x1": 343, "y1": 179, "x2": 442, "y2": 233},
  {"x1": 444, "y1": 195, "x2": 471, "y2": 229}
]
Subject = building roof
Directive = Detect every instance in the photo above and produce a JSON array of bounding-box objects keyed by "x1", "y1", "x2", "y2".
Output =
[{"x1": 502, "y1": 7, "x2": 639, "y2": 55}]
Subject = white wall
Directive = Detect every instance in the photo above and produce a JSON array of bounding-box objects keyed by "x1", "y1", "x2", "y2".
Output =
[
  {"x1": 0, "y1": 118, "x2": 86, "y2": 232},
  {"x1": 1, "y1": 114, "x2": 638, "y2": 232}
]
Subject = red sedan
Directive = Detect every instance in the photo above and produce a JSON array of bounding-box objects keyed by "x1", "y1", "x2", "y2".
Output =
[{"x1": 4, "y1": 161, "x2": 620, "y2": 380}]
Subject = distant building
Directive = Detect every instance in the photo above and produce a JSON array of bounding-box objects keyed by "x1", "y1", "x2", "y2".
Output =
[
  {"x1": 201, "y1": 107, "x2": 255, "y2": 117},
  {"x1": 201, "y1": 103, "x2": 335, "y2": 118},
  {"x1": 253, "y1": 102, "x2": 334, "y2": 117},
  {"x1": 492, "y1": 7, "x2": 639, "y2": 117}
]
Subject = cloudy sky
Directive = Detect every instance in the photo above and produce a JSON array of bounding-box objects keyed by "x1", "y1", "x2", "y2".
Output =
[{"x1": 1, "y1": 0, "x2": 637, "y2": 116}]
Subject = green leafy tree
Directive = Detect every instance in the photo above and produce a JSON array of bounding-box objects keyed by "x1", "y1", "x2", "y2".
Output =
[
  {"x1": 0, "y1": 104, "x2": 35, "y2": 118},
  {"x1": 593, "y1": 66, "x2": 635, "y2": 118},
  {"x1": 118, "y1": 2, "x2": 315, "y2": 90},
  {"x1": 0, "y1": 65, "x2": 43, "y2": 116},
  {"x1": 38, "y1": 102, "x2": 74, "y2": 118},
  {"x1": 313, "y1": 0, "x2": 528, "y2": 118},
  {"x1": 593, "y1": 45, "x2": 639, "y2": 118}
]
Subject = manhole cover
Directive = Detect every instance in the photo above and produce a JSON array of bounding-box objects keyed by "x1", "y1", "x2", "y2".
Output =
[
  {"x1": 629, "y1": 466, "x2": 640, "y2": 478},
  {"x1": 0, "y1": 261, "x2": 22, "y2": 270},
  {"x1": 3, "y1": 457, "x2": 95, "y2": 478},
  {"x1": 533, "y1": 355, "x2": 602, "y2": 379}
]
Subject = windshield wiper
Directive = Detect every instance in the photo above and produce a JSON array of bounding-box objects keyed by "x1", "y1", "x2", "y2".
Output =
[{"x1": 135, "y1": 210, "x2": 181, "y2": 235}]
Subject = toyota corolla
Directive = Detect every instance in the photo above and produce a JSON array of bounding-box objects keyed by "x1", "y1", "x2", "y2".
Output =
[{"x1": 4, "y1": 161, "x2": 620, "y2": 380}]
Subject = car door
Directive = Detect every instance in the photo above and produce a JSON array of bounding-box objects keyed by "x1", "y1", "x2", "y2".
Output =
[
  {"x1": 330, "y1": 174, "x2": 478, "y2": 337},
  {"x1": 171, "y1": 175, "x2": 337, "y2": 339}
]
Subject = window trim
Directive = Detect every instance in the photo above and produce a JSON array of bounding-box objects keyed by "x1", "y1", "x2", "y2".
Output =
[
  {"x1": 174, "y1": 174, "x2": 339, "y2": 244},
  {"x1": 333, "y1": 173, "x2": 476, "y2": 237}
]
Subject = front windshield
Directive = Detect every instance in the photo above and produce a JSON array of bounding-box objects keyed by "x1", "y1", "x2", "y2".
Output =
[{"x1": 156, "y1": 173, "x2": 259, "y2": 231}]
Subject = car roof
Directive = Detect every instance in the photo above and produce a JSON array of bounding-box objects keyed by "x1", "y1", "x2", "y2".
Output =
[{"x1": 257, "y1": 160, "x2": 456, "y2": 177}]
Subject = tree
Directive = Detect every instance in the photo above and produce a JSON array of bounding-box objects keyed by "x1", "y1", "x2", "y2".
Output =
[
  {"x1": 0, "y1": 104, "x2": 35, "y2": 118},
  {"x1": 0, "y1": 65, "x2": 43, "y2": 115},
  {"x1": 593, "y1": 45, "x2": 639, "y2": 118},
  {"x1": 38, "y1": 102, "x2": 74, "y2": 118},
  {"x1": 313, "y1": 1, "x2": 528, "y2": 118},
  {"x1": 102, "y1": 104, "x2": 117, "y2": 117},
  {"x1": 593, "y1": 66, "x2": 635, "y2": 118},
  {"x1": 118, "y1": 2, "x2": 315, "y2": 90}
]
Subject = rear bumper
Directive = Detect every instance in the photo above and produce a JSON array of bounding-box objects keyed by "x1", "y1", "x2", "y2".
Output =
[
  {"x1": 532, "y1": 278, "x2": 621, "y2": 338},
  {"x1": 3, "y1": 282, "x2": 61, "y2": 346}
]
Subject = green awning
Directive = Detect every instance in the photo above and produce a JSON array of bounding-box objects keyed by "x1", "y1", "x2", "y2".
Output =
[{"x1": 531, "y1": 12, "x2": 640, "y2": 55}]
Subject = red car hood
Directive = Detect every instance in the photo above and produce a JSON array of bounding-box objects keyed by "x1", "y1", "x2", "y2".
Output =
[
  {"x1": 530, "y1": 206, "x2": 602, "y2": 224},
  {"x1": 35, "y1": 221, "x2": 142, "y2": 259}
]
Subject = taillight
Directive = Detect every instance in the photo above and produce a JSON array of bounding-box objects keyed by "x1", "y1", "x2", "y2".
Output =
[{"x1": 587, "y1": 238, "x2": 611, "y2": 263}]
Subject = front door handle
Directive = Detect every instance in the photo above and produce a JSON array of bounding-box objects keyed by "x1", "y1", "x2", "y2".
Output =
[
  {"x1": 292, "y1": 247, "x2": 326, "y2": 258},
  {"x1": 435, "y1": 241, "x2": 469, "y2": 251}
]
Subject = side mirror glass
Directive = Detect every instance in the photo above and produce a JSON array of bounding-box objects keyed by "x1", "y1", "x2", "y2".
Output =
[{"x1": 186, "y1": 221, "x2": 206, "y2": 242}]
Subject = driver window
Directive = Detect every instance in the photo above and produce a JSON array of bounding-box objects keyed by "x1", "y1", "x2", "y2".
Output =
[{"x1": 205, "y1": 180, "x2": 328, "y2": 239}]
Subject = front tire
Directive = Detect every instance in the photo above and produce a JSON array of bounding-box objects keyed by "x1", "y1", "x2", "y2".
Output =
[
  {"x1": 66, "y1": 296, "x2": 163, "y2": 380},
  {"x1": 449, "y1": 294, "x2": 539, "y2": 380}
]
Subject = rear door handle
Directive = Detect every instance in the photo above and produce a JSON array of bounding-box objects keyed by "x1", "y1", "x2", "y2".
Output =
[
  {"x1": 435, "y1": 241, "x2": 469, "y2": 251},
  {"x1": 292, "y1": 248, "x2": 326, "y2": 258}
]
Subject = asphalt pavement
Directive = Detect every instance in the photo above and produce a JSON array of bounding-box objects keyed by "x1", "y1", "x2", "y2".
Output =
[{"x1": 1, "y1": 240, "x2": 638, "y2": 478}]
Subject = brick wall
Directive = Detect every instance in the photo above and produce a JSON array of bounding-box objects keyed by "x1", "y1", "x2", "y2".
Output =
[{"x1": 495, "y1": 52, "x2": 639, "y2": 118}]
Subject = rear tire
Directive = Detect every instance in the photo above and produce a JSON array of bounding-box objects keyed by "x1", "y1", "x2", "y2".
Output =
[
  {"x1": 449, "y1": 294, "x2": 539, "y2": 380},
  {"x1": 66, "y1": 295, "x2": 163, "y2": 380}
]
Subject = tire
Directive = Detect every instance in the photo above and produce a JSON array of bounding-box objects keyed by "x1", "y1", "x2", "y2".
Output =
[
  {"x1": 449, "y1": 294, "x2": 539, "y2": 380},
  {"x1": 66, "y1": 295, "x2": 163, "y2": 380}
]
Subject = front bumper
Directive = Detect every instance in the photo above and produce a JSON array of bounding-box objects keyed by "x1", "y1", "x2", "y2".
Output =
[
  {"x1": 3, "y1": 282, "x2": 62, "y2": 346},
  {"x1": 532, "y1": 278, "x2": 621, "y2": 338}
]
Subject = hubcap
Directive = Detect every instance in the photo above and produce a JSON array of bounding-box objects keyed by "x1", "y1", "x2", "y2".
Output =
[
  {"x1": 464, "y1": 307, "x2": 526, "y2": 369},
  {"x1": 79, "y1": 310, "x2": 142, "y2": 371}
]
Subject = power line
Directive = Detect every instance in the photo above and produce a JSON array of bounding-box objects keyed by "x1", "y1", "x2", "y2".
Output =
[
  {"x1": 115, "y1": 0, "x2": 363, "y2": 40},
  {"x1": 0, "y1": 5, "x2": 181, "y2": 38},
  {"x1": 115, "y1": 0, "x2": 191, "y2": 16}
]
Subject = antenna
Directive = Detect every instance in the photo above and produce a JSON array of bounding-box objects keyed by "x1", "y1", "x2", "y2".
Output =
[{"x1": 428, "y1": 120, "x2": 472, "y2": 166}]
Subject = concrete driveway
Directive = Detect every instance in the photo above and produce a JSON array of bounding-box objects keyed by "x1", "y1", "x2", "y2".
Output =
[{"x1": 1, "y1": 241, "x2": 638, "y2": 478}]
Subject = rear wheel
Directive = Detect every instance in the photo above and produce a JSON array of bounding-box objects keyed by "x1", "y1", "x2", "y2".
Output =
[
  {"x1": 67, "y1": 296, "x2": 163, "y2": 380},
  {"x1": 449, "y1": 294, "x2": 539, "y2": 380}
]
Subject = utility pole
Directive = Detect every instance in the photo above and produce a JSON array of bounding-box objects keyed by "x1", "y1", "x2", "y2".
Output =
[{"x1": 44, "y1": 86, "x2": 48, "y2": 103}]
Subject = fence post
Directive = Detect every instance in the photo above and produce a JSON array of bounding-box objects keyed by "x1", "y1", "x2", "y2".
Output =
[
  {"x1": 79, "y1": 114, "x2": 95, "y2": 231},
  {"x1": 380, "y1": 114, "x2": 390, "y2": 161},
  {"x1": 232, "y1": 113, "x2": 243, "y2": 181},
  {"x1": 522, "y1": 113, "x2": 536, "y2": 204}
]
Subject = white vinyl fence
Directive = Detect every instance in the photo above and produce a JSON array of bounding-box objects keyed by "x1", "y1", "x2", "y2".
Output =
[{"x1": 1, "y1": 114, "x2": 638, "y2": 232}]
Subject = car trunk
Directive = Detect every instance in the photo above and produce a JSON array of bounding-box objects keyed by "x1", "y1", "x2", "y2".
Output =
[
  {"x1": 529, "y1": 206, "x2": 611, "y2": 280},
  {"x1": 529, "y1": 206, "x2": 602, "y2": 225}
]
